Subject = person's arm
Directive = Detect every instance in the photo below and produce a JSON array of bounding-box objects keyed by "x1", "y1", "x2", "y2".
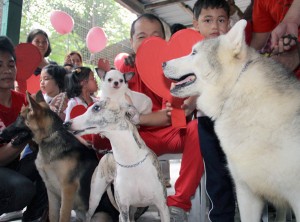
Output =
[
  {"x1": 250, "y1": 32, "x2": 271, "y2": 50},
  {"x1": 139, "y1": 109, "x2": 171, "y2": 127},
  {"x1": 0, "y1": 142, "x2": 26, "y2": 166},
  {"x1": 271, "y1": 0, "x2": 300, "y2": 50}
]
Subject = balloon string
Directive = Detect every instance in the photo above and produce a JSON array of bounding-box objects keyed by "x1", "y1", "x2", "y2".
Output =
[{"x1": 89, "y1": 53, "x2": 95, "y2": 65}]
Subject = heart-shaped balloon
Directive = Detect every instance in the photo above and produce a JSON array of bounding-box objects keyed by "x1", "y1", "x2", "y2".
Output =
[
  {"x1": 15, "y1": 43, "x2": 42, "y2": 93},
  {"x1": 136, "y1": 29, "x2": 203, "y2": 127}
]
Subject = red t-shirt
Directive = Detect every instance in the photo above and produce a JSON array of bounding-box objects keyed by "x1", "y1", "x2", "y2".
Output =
[
  {"x1": 0, "y1": 90, "x2": 27, "y2": 130},
  {"x1": 252, "y1": 0, "x2": 300, "y2": 40}
]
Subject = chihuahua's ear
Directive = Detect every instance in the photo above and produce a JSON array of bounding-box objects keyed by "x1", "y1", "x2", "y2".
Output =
[
  {"x1": 124, "y1": 72, "x2": 135, "y2": 82},
  {"x1": 95, "y1": 68, "x2": 106, "y2": 80}
]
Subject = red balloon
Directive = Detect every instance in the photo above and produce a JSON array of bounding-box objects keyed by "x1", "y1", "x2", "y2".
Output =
[
  {"x1": 50, "y1": 10, "x2": 74, "y2": 35},
  {"x1": 114, "y1": 53, "x2": 129, "y2": 71},
  {"x1": 86, "y1": 27, "x2": 107, "y2": 53}
]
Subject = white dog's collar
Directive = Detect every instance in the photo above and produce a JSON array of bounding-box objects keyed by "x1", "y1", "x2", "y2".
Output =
[{"x1": 116, "y1": 152, "x2": 150, "y2": 168}]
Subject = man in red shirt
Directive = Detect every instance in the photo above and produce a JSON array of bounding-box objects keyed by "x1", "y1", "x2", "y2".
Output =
[{"x1": 0, "y1": 36, "x2": 47, "y2": 221}]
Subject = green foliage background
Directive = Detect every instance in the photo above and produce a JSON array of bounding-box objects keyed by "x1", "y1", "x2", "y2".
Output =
[{"x1": 19, "y1": 0, "x2": 136, "y2": 65}]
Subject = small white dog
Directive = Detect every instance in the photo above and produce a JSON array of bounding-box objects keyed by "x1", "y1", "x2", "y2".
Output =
[
  {"x1": 68, "y1": 70, "x2": 169, "y2": 222},
  {"x1": 68, "y1": 99, "x2": 170, "y2": 222},
  {"x1": 98, "y1": 69, "x2": 152, "y2": 115},
  {"x1": 163, "y1": 19, "x2": 300, "y2": 222}
]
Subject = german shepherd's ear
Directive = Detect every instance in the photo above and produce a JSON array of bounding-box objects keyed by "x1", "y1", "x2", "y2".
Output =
[
  {"x1": 26, "y1": 91, "x2": 42, "y2": 114},
  {"x1": 35, "y1": 90, "x2": 45, "y2": 103}
]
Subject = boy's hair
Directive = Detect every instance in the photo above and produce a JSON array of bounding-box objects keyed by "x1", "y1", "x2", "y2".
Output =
[
  {"x1": 130, "y1": 13, "x2": 166, "y2": 39},
  {"x1": 26, "y1": 29, "x2": 52, "y2": 57},
  {"x1": 193, "y1": 0, "x2": 230, "y2": 20},
  {"x1": 170, "y1": 23, "x2": 187, "y2": 36},
  {"x1": 42, "y1": 64, "x2": 67, "y2": 92},
  {"x1": 65, "y1": 67, "x2": 92, "y2": 98},
  {"x1": 0, "y1": 36, "x2": 16, "y2": 61}
]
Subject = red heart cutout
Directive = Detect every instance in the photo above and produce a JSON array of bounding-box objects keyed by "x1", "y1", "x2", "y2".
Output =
[
  {"x1": 98, "y1": 58, "x2": 110, "y2": 71},
  {"x1": 136, "y1": 29, "x2": 203, "y2": 101},
  {"x1": 70, "y1": 105, "x2": 87, "y2": 119},
  {"x1": 70, "y1": 105, "x2": 94, "y2": 142},
  {"x1": 136, "y1": 29, "x2": 203, "y2": 127},
  {"x1": 15, "y1": 43, "x2": 42, "y2": 81}
]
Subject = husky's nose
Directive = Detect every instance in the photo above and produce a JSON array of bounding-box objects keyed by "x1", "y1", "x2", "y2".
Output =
[
  {"x1": 162, "y1": 62, "x2": 166, "y2": 69},
  {"x1": 63, "y1": 121, "x2": 72, "y2": 129}
]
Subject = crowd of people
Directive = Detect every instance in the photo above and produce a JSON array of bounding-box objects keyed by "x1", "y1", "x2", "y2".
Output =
[{"x1": 0, "y1": 0, "x2": 299, "y2": 221}]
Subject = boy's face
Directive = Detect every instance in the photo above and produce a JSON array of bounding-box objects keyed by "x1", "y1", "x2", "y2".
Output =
[
  {"x1": 131, "y1": 17, "x2": 165, "y2": 53},
  {"x1": 193, "y1": 8, "x2": 229, "y2": 39}
]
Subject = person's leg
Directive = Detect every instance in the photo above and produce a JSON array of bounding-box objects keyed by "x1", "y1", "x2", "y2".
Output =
[
  {"x1": 198, "y1": 116, "x2": 235, "y2": 222},
  {"x1": 166, "y1": 120, "x2": 204, "y2": 212},
  {"x1": 139, "y1": 120, "x2": 204, "y2": 211},
  {"x1": 17, "y1": 152, "x2": 48, "y2": 221},
  {"x1": 0, "y1": 167, "x2": 35, "y2": 214}
]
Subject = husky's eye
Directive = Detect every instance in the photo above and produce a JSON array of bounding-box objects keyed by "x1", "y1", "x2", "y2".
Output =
[
  {"x1": 92, "y1": 105, "x2": 101, "y2": 112},
  {"x1": 191, "y1": 50, "x2": 197, "y2": 55}
]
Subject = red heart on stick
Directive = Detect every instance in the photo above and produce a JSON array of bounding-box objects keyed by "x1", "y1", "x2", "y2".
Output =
[
  {"x1": 70, "y1": 105, "x2": 87, "y2": 119},
  {"x1": 136, "y1": 29, "x2": 203, "y2": 127},
  {"x1": 15, "y1": 43, "x2": 42, "y2": 93}
]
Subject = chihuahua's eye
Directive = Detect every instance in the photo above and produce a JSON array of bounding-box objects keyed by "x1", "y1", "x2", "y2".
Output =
[
  {"x1": 191, "y1": 50, "x2": 197, "y2": 55},
  {"x1": 120, "y1": 79, "x2": 124, "y2": 83},
  {"x1": 108, "y1": 78, "x2": 112, "y2": 82},
  {"x1": 92, "y1": 105, "x2": 101, "y2": 112}
]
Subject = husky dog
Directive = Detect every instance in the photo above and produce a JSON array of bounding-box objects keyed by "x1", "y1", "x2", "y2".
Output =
[
  {"x1": 163, "y1": 19, "x2": 300, "y2": 222},
  {"x1": 98, "y1": 69, "x2": 152, "y2": 115},
  {"x1": 67, "y1": 98, "x2": 170, "y2": 222},
  {"x1": 22, "y1": 91, "x2": 113, "y2": 222}
]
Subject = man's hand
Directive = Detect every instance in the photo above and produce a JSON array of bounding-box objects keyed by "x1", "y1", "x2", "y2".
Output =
[
  {"x1": 125, "y1": 53, "x2": 136, "y2": 67},
  {"x1": 271, "y1": 22, "x2": 298, "y2": 54}
]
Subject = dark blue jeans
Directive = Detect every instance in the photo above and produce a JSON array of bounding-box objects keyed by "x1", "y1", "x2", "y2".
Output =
[
  {"x1": 198, "y1": 117, "x2": 236, "y2": 222},
  {"x1": 0, "y1": 167, "x2": 35, "y2": 214}
]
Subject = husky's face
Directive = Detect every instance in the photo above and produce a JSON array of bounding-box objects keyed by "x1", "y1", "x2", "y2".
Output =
[
  {"x1": 68, "y1": 98, "x2": 138, "y2": 136},
  {"x1": 163, "y1": 19, "x2": 248, "y2": 98}
]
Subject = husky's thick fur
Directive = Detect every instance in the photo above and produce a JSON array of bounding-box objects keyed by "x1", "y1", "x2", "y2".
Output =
[
  {"x1": 67, "y1": 98, "x2": 170, "y2": 222},
  {"x1": 163, "y1": 19, "x2": 300, "y2": 221},
  {"x1": 23, "y1": 91, "x2": 100, "y2": 222}
]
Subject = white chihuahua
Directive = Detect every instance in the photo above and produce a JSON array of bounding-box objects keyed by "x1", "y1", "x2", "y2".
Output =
[{"x1": 98, "y1": 69, "x2": 152, "y2": 116}]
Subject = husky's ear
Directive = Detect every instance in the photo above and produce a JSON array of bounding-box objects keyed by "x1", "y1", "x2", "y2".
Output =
[
  {"x1": 225, "y1": 19, "x2": 247, "y2": 56},
  {"x1": 124, "y1": 72, "x2": 134, "y2": 82}
]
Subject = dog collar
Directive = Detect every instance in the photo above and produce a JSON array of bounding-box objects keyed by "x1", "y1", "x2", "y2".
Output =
[{"x1": 115, "y1": 152, "x2": 150, "y2": 168}]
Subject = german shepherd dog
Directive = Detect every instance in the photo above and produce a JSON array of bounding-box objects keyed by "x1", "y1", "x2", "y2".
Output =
[
  {"x1": 163, "y1": 19, "x2": 300, "y2": 221},
  {"x1": 21, "y1": 91, "x2": 100, "y2": 222}
]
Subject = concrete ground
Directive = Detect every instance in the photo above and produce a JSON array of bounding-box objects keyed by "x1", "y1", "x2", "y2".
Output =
[{"x1": 5, "y1": 160, "x2": 296, "y2": 222}]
